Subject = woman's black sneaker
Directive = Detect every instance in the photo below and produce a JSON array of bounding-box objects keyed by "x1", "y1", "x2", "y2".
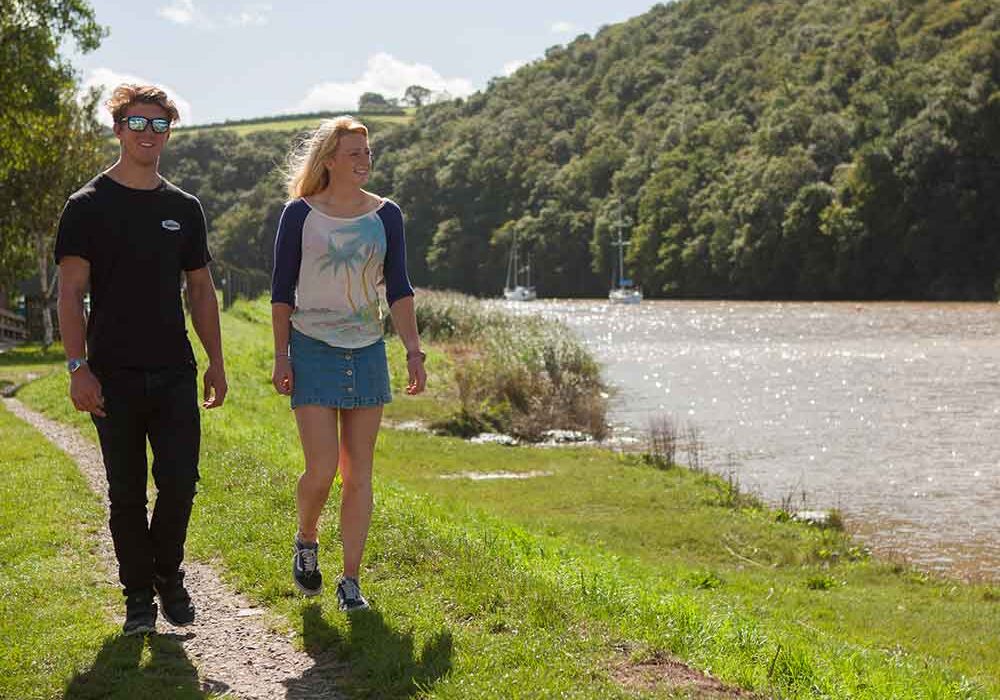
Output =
[
  {"x1": 293, "y1": 538, "x2": 323, "y2": 596},
  {"x1": 336, "y1": 576, "x2": 369, "y2": 612},
  {"x1": 154, "y1": 569, "x2": 195, "y2": 626},
  {"x1": 123, "y1": 588, "x2": 157, "y2": 636}
]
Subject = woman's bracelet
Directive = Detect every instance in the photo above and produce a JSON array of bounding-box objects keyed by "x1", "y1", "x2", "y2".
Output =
[{"x1": 406, "y1": 350, "x2": 426, "y2": 362}]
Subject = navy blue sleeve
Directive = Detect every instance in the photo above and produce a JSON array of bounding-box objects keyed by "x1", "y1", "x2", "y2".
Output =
[
  {"x1": 270, "y1": 199, "x2": 309, "y2": 305},
  {"x1": 377, "y1": 200, "x2": 415, "y2": 306}
]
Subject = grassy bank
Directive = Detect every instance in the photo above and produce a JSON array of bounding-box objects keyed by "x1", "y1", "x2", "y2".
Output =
[{"x1": 5, "y1": 296, "x2": 999, "y2": 698}]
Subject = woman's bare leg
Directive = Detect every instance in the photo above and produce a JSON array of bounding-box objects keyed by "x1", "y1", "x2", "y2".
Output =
[
  {"x1": 293, "y1": 405, "x2": 340, "y2": 542},
  {"x1": 337, "y1": 405, "x2": 383, "y2": 578}
]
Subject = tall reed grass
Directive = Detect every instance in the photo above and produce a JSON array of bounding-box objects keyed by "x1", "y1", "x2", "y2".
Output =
[{"x1": 389, "y1": 290, "x2": 609, "y2": 441}]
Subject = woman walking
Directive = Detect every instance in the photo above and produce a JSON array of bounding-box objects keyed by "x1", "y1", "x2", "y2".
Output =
[{"x1": 270, "y1": 116, "x2": 425, "y2": 611}]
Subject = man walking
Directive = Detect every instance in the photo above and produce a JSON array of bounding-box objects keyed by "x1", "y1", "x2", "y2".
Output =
[{"x1": 56, "y1": 84, "x2": 227, "y2": 635}]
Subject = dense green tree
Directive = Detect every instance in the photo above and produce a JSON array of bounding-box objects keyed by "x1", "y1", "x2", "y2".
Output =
[
  {"x1": 5, "y1": 90, "x2": 105, "y2": 341},
  {"x1": 403, "y1": 85, "x2": 432, "y2": 108},
  {"x1": 0, "y1": 0, "x2": 105, "y2": 292}
]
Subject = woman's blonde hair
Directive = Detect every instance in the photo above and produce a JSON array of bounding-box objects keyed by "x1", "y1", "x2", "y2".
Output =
[{"x1": 286, "y1": 116, "x2": 369, "y2": 199}]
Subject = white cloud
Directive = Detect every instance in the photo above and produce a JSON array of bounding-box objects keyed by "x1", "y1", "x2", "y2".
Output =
[
  {"x1": 157, "y1": 0, "x2": 196, "y2": 24},
  {"x1": 293, "y1": 53, "x2": 474, "y2": 113},
  {"x1": 228, "y1": 3, "x2": 271, "y2": 26},
  {"x1": 503, "y1": 59, "x2": 528, "y2": 77},
  {"x1": 551, "y1": 20, "x2": 578, "y2": 34},
  {"x1": 82, "y1": 68, "x2": 194, "y2": 127}
]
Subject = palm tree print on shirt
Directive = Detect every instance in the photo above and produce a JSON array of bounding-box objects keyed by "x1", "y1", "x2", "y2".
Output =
[
  {"x1": 353, "y1": 217, "x2": 387, "y2": 313},
  {"x1": 316, "y1": 221, "x2": 369, "y2": 312}
]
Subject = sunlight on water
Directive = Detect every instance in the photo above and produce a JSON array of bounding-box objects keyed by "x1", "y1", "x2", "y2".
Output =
[{"x1": 497, "y1": 299, "x2": 1000, "y2": 580}]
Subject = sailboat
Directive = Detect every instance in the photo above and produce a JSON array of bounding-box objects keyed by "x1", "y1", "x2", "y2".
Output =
[
  {"x1": 503, "y1": 231, "x2": 537, "y2": 301},
  {"x1": 608, "y1": 205, "x2": 642, "y2": 304}
]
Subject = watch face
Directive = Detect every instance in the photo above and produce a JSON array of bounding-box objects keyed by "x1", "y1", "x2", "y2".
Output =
[{"x1": 68, "y1": 359, "x2": 84, "y2": 373}]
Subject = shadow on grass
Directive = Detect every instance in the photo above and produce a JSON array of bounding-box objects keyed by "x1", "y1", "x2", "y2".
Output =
[
  {"x1": 287, "y1": 603, "x2": 453, "y2": 699},
  {"x1": 63, "y1": 632, "x2": 220, "y2": 700}
]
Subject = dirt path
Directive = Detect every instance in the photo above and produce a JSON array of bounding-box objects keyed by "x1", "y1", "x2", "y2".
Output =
[{"x1": 3, "y1": 398, "x2": 343, "y2": 700}]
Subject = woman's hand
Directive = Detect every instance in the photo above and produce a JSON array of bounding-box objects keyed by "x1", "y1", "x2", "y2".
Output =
[
  {"x1": 272, "y1": 355, "x2": 294, "y2": 395},
  {"x1": 405, "y1": 352, "x2": 427, "y2": 395}
]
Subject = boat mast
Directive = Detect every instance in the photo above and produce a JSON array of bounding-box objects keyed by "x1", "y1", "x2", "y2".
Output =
[
  {"x1": 611, "y1": 201, "x2": 630, "y2": 289},
  {"x1": 506, "y1": 231, "x2": 517, "y2": 289}
]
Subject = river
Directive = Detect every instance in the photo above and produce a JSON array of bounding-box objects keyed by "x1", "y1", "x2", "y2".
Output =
[{"x1": 500, "y1": 299, "x2": 1000, "y2": 581}]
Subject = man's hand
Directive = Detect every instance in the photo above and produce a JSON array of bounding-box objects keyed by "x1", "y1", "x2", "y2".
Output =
[
  {"x1": 70, "y1": 367, "x2": 106, "y2": 417},
  {"x1": 202, "y1": 363, "x2": 228, "y2": 408}
]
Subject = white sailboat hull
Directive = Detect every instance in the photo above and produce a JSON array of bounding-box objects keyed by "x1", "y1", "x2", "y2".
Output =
[
  {"x1": 608, "y1": 288, "x2": 643, "y2": 304},
  {"x1": 504, "y1": 286, "x2": 537, "y2": 302}
]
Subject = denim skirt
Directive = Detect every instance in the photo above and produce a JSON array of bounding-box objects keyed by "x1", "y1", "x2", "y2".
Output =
[{"x1": 289, "y1": 328, "x2": 392, "y2": 409}]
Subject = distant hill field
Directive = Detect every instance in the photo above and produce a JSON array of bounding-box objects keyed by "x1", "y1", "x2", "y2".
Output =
[{"x1": 171, "y1": 109, "x2": 415, "y2": 137}]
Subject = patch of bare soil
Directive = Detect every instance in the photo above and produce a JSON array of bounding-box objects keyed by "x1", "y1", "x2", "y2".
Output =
[{"x1": 610, "y1": 651, "x2": 764, "y2": 699}]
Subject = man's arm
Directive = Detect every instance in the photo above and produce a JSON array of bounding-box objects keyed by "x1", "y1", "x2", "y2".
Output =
[
  {"x1": 184, "y1": 266, "x2": 227, "y2": 408},
  {"x1": 57, "y1": 257, "x2": 105, "y2": 416}
]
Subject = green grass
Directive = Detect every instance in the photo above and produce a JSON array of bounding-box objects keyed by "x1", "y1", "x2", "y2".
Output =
[
  {"x1": 0, "y1": 404, "x2": 216, "y2": 700},
  {"x1": 0, "y1": 343, "x2": 64, "y2": 394},
  {"x1": 7, "y1": 296, "x2": 1000, "y2": 698}
]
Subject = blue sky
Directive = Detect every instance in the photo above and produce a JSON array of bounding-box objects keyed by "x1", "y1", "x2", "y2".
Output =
[{"x1": 70, "y1": 0, "x2": 663, "y2": 126}]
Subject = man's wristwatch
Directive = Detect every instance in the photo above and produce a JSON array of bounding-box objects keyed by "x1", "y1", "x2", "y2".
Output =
[{"x1": 67, "y1": 358, "x2": 87, "y2": 374}]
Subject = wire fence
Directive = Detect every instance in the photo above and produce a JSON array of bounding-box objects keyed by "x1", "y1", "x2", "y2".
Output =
[{"x1": 214, "y1": 261, "x2": 271, "y2": 310}]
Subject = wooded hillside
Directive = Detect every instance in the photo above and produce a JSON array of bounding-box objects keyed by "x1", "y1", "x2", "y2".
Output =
[{"x1": 368, "y1": 0, "x2": 999, "y2": 299}]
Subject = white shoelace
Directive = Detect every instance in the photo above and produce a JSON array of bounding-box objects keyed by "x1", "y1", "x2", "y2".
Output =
[
  {"x1": 298, "y1": 546, "x2": 318, "y2": 573},
  {"x1": 339, "y1": 578, "x2": 363, "y2": 601}
]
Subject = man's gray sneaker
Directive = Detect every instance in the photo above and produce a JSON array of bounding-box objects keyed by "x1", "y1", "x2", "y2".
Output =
[
  {"x1": 293, "y1": 538, "x2": 322, "y2": 596},
  {"x1": 336, "y1": 576, "x2": 369, "y2": 612},
  {"x1": 123, "y1": 588, "x2": 157, "y2": 636},
  {"x1": 154, "y1": 569, "x2": 195, "y2": 626}
]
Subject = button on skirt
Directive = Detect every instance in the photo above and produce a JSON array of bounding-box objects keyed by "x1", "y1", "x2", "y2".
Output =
[{"x1": 289, "y1": 328, "x2": 392, "y2": 409}]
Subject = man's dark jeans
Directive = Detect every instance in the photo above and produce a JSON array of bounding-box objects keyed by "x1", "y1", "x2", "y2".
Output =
[{"x1": 91, "y1": 364, "x2": 200, "y2": 596}]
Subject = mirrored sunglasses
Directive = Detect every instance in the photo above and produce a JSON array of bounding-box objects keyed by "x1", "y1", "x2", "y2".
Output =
[{"x1": 119, "y1": 116, "x2": 171, "y2": 134}]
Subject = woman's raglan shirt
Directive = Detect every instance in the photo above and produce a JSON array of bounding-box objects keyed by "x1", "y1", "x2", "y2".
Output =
[{"x1": 270, "y1": 198, "x2": 414, "y2": 349}]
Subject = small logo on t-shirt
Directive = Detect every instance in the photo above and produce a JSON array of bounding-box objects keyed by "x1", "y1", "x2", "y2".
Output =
[{"x1": 161, "y1": 219, "x2": 181, "y2": 232}]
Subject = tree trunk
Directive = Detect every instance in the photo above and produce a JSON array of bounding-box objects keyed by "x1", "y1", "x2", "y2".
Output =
[{"x1": 37, "y1": 247, "x2": 54, "y2": 348}]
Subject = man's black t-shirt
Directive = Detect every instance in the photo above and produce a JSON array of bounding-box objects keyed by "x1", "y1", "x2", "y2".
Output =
[{"x1": 54, "y1": 173, "x2": 212, "y2": 371}]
